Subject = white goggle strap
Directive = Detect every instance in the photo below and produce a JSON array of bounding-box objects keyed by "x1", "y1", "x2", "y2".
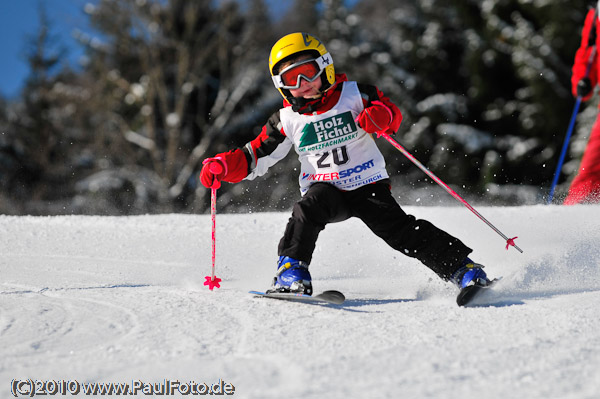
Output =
[
  {"x1": 272, "y1": 74, "x2": 285, "y2": 89},
  {"x1": 315, "y1": 52, "x2": 332, "y2": 70}
]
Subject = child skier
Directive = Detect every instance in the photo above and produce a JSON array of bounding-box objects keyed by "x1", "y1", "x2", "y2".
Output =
[{"x1": 200, "y1": 32, "x2": 492, "y2": 296}]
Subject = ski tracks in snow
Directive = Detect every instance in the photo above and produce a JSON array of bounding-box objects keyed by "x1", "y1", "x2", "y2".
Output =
[{"x1": 2, "y1": 209, "x2": 600, "y2": 398}]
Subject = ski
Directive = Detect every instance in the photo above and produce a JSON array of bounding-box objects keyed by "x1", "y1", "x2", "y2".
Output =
[
  {"x1": 249, "y1": 290, "x2": 345, "y2": 305},
  {"x1": 456, "y1": 278, "x2": 500, "y2": 307}
]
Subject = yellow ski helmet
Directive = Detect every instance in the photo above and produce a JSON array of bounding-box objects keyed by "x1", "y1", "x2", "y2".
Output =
[{"x1": 269, "y1": 32, "x2": 335, "y2": 101}]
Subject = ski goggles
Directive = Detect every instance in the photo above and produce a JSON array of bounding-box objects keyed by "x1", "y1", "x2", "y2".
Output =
[{"x1": 272, "y1": 53, "x2": 332, "y2": 90}]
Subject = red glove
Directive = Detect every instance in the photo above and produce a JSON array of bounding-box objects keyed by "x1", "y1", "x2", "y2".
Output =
[
  {"x1": 355, "y1": 100, "x2": 394, "y2": 135},
  {"x1": 200, "y1": 157, "x2": 227, "y2": 189},
  {"x1": 199, "y1": 149, "x2": 249, "y2": 189}
]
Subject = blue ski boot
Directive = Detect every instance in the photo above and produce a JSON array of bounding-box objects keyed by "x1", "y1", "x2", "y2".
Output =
[
  {"x1": 451, "y1": 258, "x2": 492, "y2": 288},
  {"x1": 267, "y1": 256, "x2": 313, "y2": 295}
]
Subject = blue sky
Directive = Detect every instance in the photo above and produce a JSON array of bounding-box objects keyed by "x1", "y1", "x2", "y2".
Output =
[
  {"x1": 0, "y1": 1, "x2": 355, "y2": 99},
  {"x1": 0, "y1": 0, "x2": 91, "y2": 98},
  {"x1": 0, "y1": 0, "x2": 289, "y2": 99}
]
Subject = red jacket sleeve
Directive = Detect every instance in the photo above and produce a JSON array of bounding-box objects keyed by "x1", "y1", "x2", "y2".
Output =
[
  {"x1": 572, "y1": 8, "x2": 599, "y2": 100},
  {"x1": 214, "y1": 111, "x2": 287, "y2": 183}
]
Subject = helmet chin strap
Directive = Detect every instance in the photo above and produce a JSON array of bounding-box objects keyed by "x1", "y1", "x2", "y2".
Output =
[{"x1": 289, "y1": 96, "x2": 317, "y2": 112}]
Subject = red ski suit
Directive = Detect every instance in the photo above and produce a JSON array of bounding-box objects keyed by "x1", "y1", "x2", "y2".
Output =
[{"x1": 566, "y1": 8, "x2": 600, "y2": 204}]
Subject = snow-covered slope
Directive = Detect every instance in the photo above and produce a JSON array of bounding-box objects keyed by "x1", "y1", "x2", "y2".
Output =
[{"x1": 2, "y1": 205, "x2": 600, "y2": 398}]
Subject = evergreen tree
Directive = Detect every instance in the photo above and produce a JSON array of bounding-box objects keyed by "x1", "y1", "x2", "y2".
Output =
[
  {"x1": 0, "y1": 6, "x2": 88, "y2": 214},
  {"x1": 73, "y1": 0, "x2": 280, "y2": 213},
  {"x1": 1, "y1": 0, "x2": 593, "y2": 213},
  {"x1": 347, "y1": 0, "x2": 589, "y2": 203}
]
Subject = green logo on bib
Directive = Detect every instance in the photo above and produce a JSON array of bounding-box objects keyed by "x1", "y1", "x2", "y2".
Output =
[{"x1": 299, "y1": 111, "x2": 358, "y2": 152}]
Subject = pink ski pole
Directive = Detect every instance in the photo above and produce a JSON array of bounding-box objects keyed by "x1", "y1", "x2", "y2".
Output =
[
  {"x1": 203, "y1": 161, "x2": 224, "y2": 290},
  {"x1": 380, "y1": 132, "x2": 523, "y2": 253}
]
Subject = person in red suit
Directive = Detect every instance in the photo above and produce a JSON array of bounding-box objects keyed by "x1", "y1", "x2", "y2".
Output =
[{"x1": 565, "y1": 5, "x2": 600, "y2": 204}]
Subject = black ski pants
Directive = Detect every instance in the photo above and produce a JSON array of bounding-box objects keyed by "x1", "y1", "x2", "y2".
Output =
[{"x1": 278, "y1": 182, "x2": 472, "y2": 280}]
